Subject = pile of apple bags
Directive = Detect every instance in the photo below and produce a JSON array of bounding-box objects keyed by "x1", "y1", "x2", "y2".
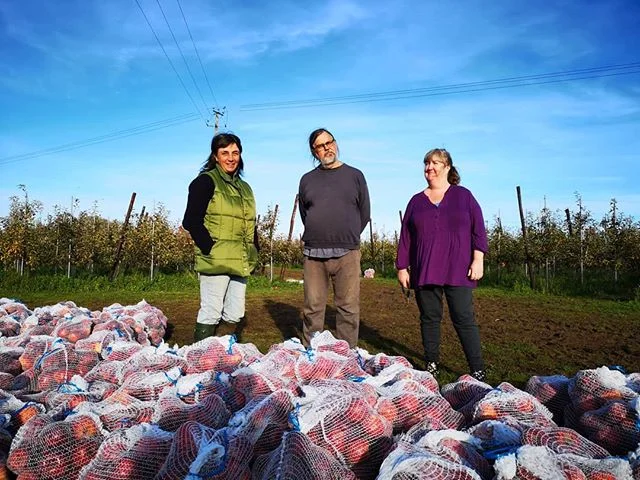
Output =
[{"x1": 0, "y1": 298, "x2": 639, "y2": 480}]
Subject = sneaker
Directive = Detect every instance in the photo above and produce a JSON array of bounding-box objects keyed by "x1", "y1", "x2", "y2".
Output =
[
  {"x1": 425, "y1": 362, "x2": 439, "y2": 377},
  {"x1": 471, "y1": 370, "x2": 486, "y2": 382}
]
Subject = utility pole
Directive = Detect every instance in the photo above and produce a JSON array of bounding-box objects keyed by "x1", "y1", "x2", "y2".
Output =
[{"x1": 208, "y1": 108, "x2": 226, "y2": 134}]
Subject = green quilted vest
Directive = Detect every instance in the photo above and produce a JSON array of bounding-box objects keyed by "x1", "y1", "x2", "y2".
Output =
[{"x1": 194, "y1": 165, "x2": 258, "y2": 277}]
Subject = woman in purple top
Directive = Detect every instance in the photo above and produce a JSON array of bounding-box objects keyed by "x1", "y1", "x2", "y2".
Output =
[{"x1": 396, "y1": 148, "x2": 488, "y2": 381}]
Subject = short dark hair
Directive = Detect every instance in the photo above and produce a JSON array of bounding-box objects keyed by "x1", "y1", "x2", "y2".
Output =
[
  {"x1": 424, "y1": 148, "x2": 460, "y2": 185},
  {"x1": 202, "y1": 132, "x2": 244, "y2": 175},
  {"x1": 308, "y1": 128, "x2": 337, "y2": 163}
]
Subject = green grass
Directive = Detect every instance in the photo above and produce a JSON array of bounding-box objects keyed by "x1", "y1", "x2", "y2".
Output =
[
  {"x1": 476, "y1": 285, "x2": 640, "y2": 316},
  {"x1": 0, "y1": 271, "x2": 302, "y2": 296},
  {"x1": 4, "y1": 271, "x2": 638, "y2": 322}
]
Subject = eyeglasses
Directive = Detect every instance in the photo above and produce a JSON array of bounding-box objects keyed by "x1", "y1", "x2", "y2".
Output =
[{"x1": 313, "y1": 139, "x2": 335, "y2": 151}]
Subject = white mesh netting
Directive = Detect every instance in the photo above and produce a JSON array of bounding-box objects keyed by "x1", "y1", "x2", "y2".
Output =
[
  {"x1": 378, "y1": 441, "x2": 484, "y2": 480},
  {"x1": 8, "y1": 412, "x2": 104, "y2": 480},
  {"x1": 471, "y1": 382, "x2": 556, "y2": 428},
  {"x1": 2, "y1": 299, "x2": 639, "y2": 479},
  {"x1": 297, "y1": 382, "x2": 393, "y2": 480},
  {"x1": 77, "y1": 423, "x2": 173, "y2": 480},
  {"x1": 155, "y1": 422, "x2": 253, "y2": 480},
  {"x1": 252, "y1": 430, "x2": 357, "y2": 480}
]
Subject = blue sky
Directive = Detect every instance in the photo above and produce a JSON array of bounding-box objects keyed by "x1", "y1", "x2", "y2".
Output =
[{"x1": 1, "y1": 0, "x2": 639, "y2": 238}]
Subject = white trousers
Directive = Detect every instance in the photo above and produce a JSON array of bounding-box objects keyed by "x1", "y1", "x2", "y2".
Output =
[{"x1": 196, "y1": 274, "x2": 247, "y2": 325}]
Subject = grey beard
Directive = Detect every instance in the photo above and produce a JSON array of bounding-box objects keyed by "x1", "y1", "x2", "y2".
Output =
[{"x1": 320, "y1": 152, "x2": 338, "y2": 167}]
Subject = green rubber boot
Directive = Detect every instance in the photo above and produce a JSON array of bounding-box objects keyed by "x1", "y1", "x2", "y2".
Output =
[{"x1": 193, "y1": 323, "x2": 217, "y2": 343}]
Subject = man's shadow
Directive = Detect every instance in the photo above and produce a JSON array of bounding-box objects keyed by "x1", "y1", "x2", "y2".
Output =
[
  {"x1": 264, "y1": 300, "x2": 422, "y2": 364},
  {"x1": 265, "y1": 299, "x2": 303, "y2": 341},
  {"x1": 264, "y1": 300, "x2": 340, "y2": 342},
  {"x1": 325, "y1": 306, "x2": 423, "y2": 364}
]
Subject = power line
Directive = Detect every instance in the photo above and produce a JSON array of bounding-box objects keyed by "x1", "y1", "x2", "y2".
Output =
[
  {"x1": 0, "y1": 113, "x2": 200, "y2": 166},
  {"x1": 243, "y1": 62, "x2": 640, "y2": 107},
  {"x1": 134, "y1": 0, "x2": 205, "y2": 120},
  {"x1": 241, "y1": 62, "x2": 640, "y2": 108},
  {"x1": 154, "y1": 0, "x2": 209, "y2": 112},
  {"x1": 240, "y1": 62, "x2": 640, "y2": 111},
  {"x1": 175, "y1": 0, "x2": 219, "y2": 109}
]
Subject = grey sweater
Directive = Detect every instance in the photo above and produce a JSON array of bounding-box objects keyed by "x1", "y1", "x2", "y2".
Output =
[{"x1": 298, "y1": 164, "x2": 370, "y2": 249}]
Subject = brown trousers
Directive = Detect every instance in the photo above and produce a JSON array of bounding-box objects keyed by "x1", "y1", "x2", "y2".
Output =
[{"x1": 302, "y1": 249, "x2": 361, "y2": 348}]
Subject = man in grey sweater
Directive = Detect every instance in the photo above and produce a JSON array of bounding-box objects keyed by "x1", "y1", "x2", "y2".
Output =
[{"x1": 298, "y1": 128, "x2": 371, "y2": 348}]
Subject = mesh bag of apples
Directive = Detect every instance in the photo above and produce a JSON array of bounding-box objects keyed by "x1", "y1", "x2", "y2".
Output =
[{"x1": 2, "y1": 298, "x2": 640, "y2": 479}]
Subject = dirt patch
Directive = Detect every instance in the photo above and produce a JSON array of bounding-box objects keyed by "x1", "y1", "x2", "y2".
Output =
[{"x1": 162, "y1": 279, "x2": 640, "y2": 387}]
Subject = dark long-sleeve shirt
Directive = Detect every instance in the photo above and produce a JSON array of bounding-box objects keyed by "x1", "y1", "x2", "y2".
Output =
[
  {"x1": 396, "y1": 185, "x2": 488, "y2": 288},
  {"x1": 182, "y1": 173, "x2": 259, "y2": 255},
  {"x1": 298, "y1": 164, "x2": 370, "y2": 249}
]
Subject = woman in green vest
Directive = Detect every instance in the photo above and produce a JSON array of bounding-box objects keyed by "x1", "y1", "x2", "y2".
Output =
[{"x1": 182, "y1": 133, "x2": 259, "y2": 343}]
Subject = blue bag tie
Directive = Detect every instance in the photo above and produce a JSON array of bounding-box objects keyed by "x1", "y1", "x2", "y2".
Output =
[{"x1": 288, "y1": 404, "x2": 301, "y2": 432}]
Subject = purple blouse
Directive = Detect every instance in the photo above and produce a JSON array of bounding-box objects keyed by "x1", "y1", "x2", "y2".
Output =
[{"x1": 396, "y1": 185, "x2": 488, "y2": 289}]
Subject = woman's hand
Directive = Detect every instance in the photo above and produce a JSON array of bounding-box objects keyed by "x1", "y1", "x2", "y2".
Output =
[
  {"x1": 468, "y1": 250, "x2": 484, "y2": 281},
  {"x1": 397, "y1": 268, "x2": 410, "y2": 289}
]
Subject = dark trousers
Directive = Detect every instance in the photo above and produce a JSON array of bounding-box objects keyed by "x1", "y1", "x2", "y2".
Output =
[
  {"x1": 302, "y1": 250, "x2": 361, "y2": 348},
  {"x1": 415, "y1": 285, "x2": 484, "y2": 372}
]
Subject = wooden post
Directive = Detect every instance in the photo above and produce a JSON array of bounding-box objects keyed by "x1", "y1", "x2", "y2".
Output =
[
  {"x1": 516, "y1": 186, "x2": 535, "y2": 289},
  {"x1": 369, "y1": 220, "x2": 374, "y2": 266},
  {"x1": 545, "y1": 257, "x2": 549, "y2": 292},
  {"x1": 564, "y1": 208, "x2": 573, "y2": 236},
  {"x1": 255, "y1": 214, "x2": 263, "y2": 274},
  {"x1": 269, "y1": 204, "x2": 279, "y2": 283},
  {"x1": 138, "y1": 206, "x2": 146, "y2": 227},
  {"x1": 612, "y1": 200, "x2": 618, "y2": 284},
  {"x1": 498, "y1": 216, "x2": 503, "y2": 280},
  {"x1": 279, "y1": 194, "x2": 298, "y2": 280},
  {"x1": 397, "y1": 209, "x2": 410, "y2": 301},
  {"x1": 577, "y1": 197, "x2": 584, "y2": 286},
  {"x1": 109, "y1": 192, "x2": 137, "y2": 282},
  {"x1": 381, "y1": 231, "x2": 385, "y2": 274}
]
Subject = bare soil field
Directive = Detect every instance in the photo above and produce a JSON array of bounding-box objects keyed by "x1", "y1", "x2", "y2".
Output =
[
  {"x1": 152, "y1": 279, "x2": 640, "y2": 387},
  {"x1": 11, "y1": 276, "x2": 639, "y2": 387}
]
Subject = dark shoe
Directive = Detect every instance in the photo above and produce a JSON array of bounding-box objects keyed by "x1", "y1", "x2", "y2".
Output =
[
  {"x1": 193, "y1": 323, "x2": 217, "y2": 343},
  {"x1": 216, "y1": 317, "x2": 247, "y2": 341},
  {"x1": 216, "y1": 321, "x2": 237, "y2": 337},
  {"x1": 425, "y1": 361, "x2": 440, "y2": 377},
  {"x1": 471, "y1": 370, "x2": 487, "y2": 382},
  {"x1": 233, "y1": 317, "x2": 247, "y2": 343}
]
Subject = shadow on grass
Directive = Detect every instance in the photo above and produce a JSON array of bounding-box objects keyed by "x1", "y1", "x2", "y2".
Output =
[
  {"x1": 164, "y1": 322, "x2": 176, "y2": 342},
  {"x1": 265, "y1": 299, "x2": 303, "y2": 341},
  {"x1": 264, "y1": 300, "x2": 340, "y2": 342},
  {"x1": 264, "y1": 300, "x2": 423, "y2": 367},
  {"x1": 358, "y1": 323, "x2": 423, "y2": 363},
  {"x1": 326, "y1": 305, "x2": 424, "y2": 363}
]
